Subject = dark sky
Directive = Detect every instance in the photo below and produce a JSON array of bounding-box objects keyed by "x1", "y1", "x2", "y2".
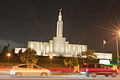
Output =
[{"x1": 0, "y1": 0, "x2": 120, "y2": 58}]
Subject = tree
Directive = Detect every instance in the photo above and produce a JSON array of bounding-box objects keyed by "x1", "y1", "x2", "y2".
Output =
[
  {"x1": 18, "y1": 49, "x2": 22, "y2": 57},
  {"x1": 19, "y1": 48, "x2": 38, "y2": 68},
  {"x1": 10, "y1": 48, "x2": 21, "y2": 62},
  {"x1": 80, "y1": 49, "x2": 97, "y2": 63},
  {"x1": 1, "y1": 44, "x2": 9, "y2": 56},
  {"x1": 64, "y1": 57, "x2": 78, "y2": 68},
  {"x1": 0, "y1": 44, "x2": 12, "y2": 62}
]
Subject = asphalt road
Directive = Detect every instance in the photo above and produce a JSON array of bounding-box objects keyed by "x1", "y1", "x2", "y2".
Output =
[
  {"x1": 0, "y1": 70, "x2": 120, "y2": 80},
  {"x1": 0, "y1": 75, "x2": 120, "y2": 80}
]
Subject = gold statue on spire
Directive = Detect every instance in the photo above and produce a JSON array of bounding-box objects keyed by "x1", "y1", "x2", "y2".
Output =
[
  {"x1": 60, "y1": 9, "x2": 62, "y2": 12},
  {"x1": 59, "y1": 9, "x2": 62, "y2": 16}
]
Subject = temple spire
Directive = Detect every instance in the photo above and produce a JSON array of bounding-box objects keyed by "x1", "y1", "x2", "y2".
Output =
[
  {"x1": 58, "y1": 9, "x2": 62, "y2": 21},
  {"x1": 56, "y1": 9, "x2": 63, "y2": 37}
]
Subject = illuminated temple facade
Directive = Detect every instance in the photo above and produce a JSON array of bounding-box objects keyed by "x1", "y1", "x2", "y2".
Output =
[{"x1": 15, "y1": 9, "x2": 87, "y2": 57}]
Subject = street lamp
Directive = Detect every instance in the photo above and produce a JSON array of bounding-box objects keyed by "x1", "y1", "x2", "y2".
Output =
[
  {"x1": 7, "y1": 53, "x2": 11, "y2": 67},
  {"x1": 50, "y1": 56, "x2": 53, "y2": 59},
  {"x1": 116, "y1": 31, "x2": 120, "y2": 58},
  {"x1": 116, "y1": 38, "x2": 119, "y2": 59},
  {"x1": 49, "y1": 56, "x2": 53, "y2": 69},
  {"x1": 118, "y1": 31, "x2": 120, "y2": 36},
  {"x1": 116, "y1": 30, "x2": 120, "y2": 59}
]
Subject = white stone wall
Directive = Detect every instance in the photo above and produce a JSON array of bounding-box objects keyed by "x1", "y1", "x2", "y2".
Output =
[
  {"x1": 53, "y1": 37, "x2": 66, "y2": 54},
  {"x1": 49, "y1": 40, "x2": 53, "y2": 53},
  {"x1": 15, "y1": 48, "x2": 26, "y2": 53},
  {"x1": 25, "y1": 40, "x2": 87, "y2": 57},
  {"x1": 28, "y1": 41, "x2": 40, "y2": 55}
]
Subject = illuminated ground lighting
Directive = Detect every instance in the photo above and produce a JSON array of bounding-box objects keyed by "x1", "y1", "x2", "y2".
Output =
[
  {"x1": 7, "y1": 53, "x2": 11, "y2": 57},
  {"x1": 49, "y1": 56, "x2": 53, "y2": 59}
]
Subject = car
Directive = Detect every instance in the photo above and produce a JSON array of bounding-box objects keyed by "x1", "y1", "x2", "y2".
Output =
[
  {"x1": 10, "y1": 64, "x2": 51, "y2": 77},
  {"x1": 81, "y1": 63, "x2": 119, "y2": 77}
]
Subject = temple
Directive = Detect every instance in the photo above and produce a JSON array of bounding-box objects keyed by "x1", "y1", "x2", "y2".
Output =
[
  {"x1": 15, "y1": 9, "x2": 112, "y2": 62},
  {"x1": 15, "y1": 9, "x2": 87, "y2": 57}
]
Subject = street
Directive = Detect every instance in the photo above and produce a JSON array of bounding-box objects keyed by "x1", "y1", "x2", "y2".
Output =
[{"x1": 0, "y1": 70, "x2": 120, "y2": 80}]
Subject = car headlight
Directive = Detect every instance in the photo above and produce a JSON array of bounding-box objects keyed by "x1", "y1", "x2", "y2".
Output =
[
  {"x1": 47, "y1": 70, "x2": 51, "y2": 72},
  {"x1": 10, "y1": 70, "x2": 13, "y2": 74}
]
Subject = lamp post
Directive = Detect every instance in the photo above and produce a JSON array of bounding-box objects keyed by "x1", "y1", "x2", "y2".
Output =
[
  {"x1": 7, "y1": 53, "x2": 11, "y2": 68},
  {"x1": 49, "y1": 56, "x2": 53, "y2": 69},
  {"x1": 116, "y1": 38, "x2": 119, "y2": 59},
  {"x1": 116, "y1": 31, "x2": 120, "y2": 59}
]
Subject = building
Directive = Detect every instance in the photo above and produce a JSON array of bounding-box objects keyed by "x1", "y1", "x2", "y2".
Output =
[
  {"x1": 15, "y1": 9, "x2": 112, "y2": 61},
  {"x1": 15, "y1": 9, "x2": 87, "y2": 57}
]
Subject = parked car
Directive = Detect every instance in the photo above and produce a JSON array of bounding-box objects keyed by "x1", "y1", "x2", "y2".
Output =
[
  {"x1": 10, "y1": 64, "x2": 51, "y2": 77},
  {"x1": 81, "y1": 63, "x2": 119, "y2": 77}
]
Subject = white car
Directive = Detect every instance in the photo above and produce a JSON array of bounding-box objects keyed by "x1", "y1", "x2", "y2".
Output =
[{"x1": 10, "y1": 64, "x2": 51, "y2": 77}]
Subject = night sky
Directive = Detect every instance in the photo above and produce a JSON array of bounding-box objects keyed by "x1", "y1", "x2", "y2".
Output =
[{"x1": 0, "y1": 0, "x2": 120, "y2": 58}]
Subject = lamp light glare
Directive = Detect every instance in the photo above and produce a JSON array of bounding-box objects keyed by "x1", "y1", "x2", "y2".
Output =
[
  {"x1": 50, "y1": 56, "x2": 53, "y2": 59},
  {"x1": 7, "y1": 53, "x2": 11, "y2": 57}
]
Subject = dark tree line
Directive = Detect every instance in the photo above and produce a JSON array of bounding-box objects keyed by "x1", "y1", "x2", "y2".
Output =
[{"x1": 0, "y1": 43, "x2": 19, "y2": 62}]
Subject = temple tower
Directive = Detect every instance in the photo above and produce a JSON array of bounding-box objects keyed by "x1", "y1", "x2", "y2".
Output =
[
  {"x1": 53, "y1": 9, "x2": 66, "y2": 55},
  {"x1": 56, "y1": 9, "x2": 63, "y2": 38}
]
